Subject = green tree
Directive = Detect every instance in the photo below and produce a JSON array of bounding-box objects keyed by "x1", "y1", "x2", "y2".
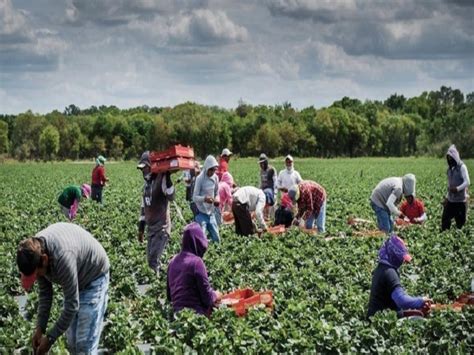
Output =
[
  {"x1": 39, "y1": 125, "x2": 60, "y2": 160},
  {"x1": 0, "y1": 120, "x2": 9, "y2": 154},
  {"x1": 110, "y1": 135, "x2": 124, "y2": 159}
]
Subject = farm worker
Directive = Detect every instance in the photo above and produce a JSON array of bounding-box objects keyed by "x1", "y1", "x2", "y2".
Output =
[
  {"x1": 57, "y1": 184, "x2": 91, "y2": 220},
  {"x1": 91, "y1": 155, "x2": 109, "y2": 204},
  {"x1": 215, "y1": 172, "x2": 234, "y2": 225},
  {"x1": 217, "y1": 148, "x2": 232, "y2": 181},
  {"x1": 396, "y1": 196, "x2": 427, "y2": 225},
  {"x1": 288, "y1": 180, "x2": 327, "y2": 232},
  {"x1": 137, "y1": 151, "x2": 175, "y2": 276},
  {"x1": 276, "y1": 155, "x2": 302, "y2": 193},
  {"x1": 193, "y1": 155, "x2": 220, "y2": 242},
  {"x1": 370, "y1": 174, "x2": 416, "y2": 233},
  {"x1": 231, "y1": 186, "x2": 273, "y2": 236},
  {"x1": 167, "y1": 222, "x2": 222, "y2": 316},
  {"x1": 367, "y1": 235, "x2": 432, "y2": 318},
  {"x1": 16, "y1": 222, "x2": 109, "y2": 354},
  {"x1": 442, "y1": 145, "x2": 470, "y2": 231},
  {"x1": 259, "y1": 153, "x2": 277, "y2": 219},
  {"x1": 178, "y1": 161, "x2": 201, "y2": 218},
  {"x1": 274, "y1": 193, "x2": 294, "y2": 227}
]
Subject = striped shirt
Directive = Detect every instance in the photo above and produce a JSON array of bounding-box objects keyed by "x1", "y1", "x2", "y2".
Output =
[{"x1": 35, "y1": 223, "x2": 109, "y2": 342}]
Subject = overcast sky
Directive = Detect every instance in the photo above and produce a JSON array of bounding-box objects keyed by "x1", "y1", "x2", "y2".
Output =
[{"x1": 1, "y1": 0, "x2": 473, "y2": 114}]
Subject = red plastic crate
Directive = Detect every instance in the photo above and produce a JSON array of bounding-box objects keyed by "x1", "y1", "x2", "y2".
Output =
[
  {"x1": 150, "y1": 145, "x2": 194, "y2": 161},
  {"x1": 221, "y1": 288, "x2": 273, "y2": 316},
  {"x1": 151, "y1": 157, "x2": 195, "y2": 173}
]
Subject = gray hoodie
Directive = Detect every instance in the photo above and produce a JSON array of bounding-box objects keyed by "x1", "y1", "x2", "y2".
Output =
[
  {"x1": 371, "y1": 174, "x2": 416, "y2": 215},
  {"x1": 447, "y1": 145, "x2": 470, "y2": 202},
  {"x1": 193, "y1": 155, "x2": 219, "y2": 215}
]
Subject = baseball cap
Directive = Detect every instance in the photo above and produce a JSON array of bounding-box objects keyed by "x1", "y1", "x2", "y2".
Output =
[
  {"x1": 258, "y1": 153, "x2": 268, "y2": 163},
  {"x1": 221, "y1": 148, "x2": 232, "y2": 156},
  {"x1": 137, "y1": 151, "x2": 151, "y2": 169}
]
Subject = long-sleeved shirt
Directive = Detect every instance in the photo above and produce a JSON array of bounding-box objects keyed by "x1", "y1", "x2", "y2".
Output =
[
  {"x1": 91, "y1": 165, "x2": 107, "y2": 186},
  {"x1": 57, "y1": 185, "x2": 81, "y2": 209},
  {"x1": 295, "y1": 181, "x2": 326, "y2": 220},
  {"x1": 277, "y1": 168, "x2": 302, "y2": 191},
  {"x1": 218, "y1": 181, "x2": 233, "y2": 212},
  {"x1": 367, "y1": 263, "x2": 423, "y2": 317},
  {"x1": 167, "y1": 223, "x2": 216, "y2": 316},
  {"x1": 370, "y1": 177, "x2": 403, "y2": 216},
  {"x1": 139, "y1": 173, "x2": 174, "y2": 235},
  {"x1": 400, "y1": 199, "x2": 427, "y2": 223},
  {"x1": 35, "y1": 223, "x2": 109, "y2": 343},
  {"x1": 193, "y1": 156, "x2": 219, "y2": 215},
  {"x1": 233, "y1": 186, "x2": 267, "y2": 229}
]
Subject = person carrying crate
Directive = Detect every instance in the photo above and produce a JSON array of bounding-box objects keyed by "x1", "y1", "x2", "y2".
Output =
[{"x1": 137, "y1": 151, "x2": 175, "y2": 276}]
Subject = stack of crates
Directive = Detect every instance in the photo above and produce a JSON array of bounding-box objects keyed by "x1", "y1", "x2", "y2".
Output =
[{"x1": 149, "y1": 145, "x2": 195, "y2": 173}]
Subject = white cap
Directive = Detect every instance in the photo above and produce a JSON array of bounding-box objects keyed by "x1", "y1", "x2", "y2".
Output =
[
  {"x1": 221, "y1": 148, "x2": 232, "y2": 156},
  {"x1": 285, "y1": 154, "x2": 294, "y2": 162}
]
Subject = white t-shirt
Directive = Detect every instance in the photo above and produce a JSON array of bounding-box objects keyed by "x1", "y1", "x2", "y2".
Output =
[{"x1": 277, "y1": 168, "x2": 302, "y2": 191}]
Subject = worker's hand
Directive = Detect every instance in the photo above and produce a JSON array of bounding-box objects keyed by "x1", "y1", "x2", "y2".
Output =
[
  {"x1": 399, "y1": 212, "x2": 406, "y2": 220},
  {"x1": 32, "y1": 327, "x2": 42, "y2": 351},
  {"x1": 36, "y1": 336, "x2": 51, "y2": 355},
  {"x1": 204, "y1": 196, "x2": 214, "y2": 204},
  {"x1": 213, "y1": 199, "x2": 220, "y2": 207},
  {"x1": 449, "y1": 186, "x2": 458, "y2": 193},
  {"x1": 421, "y1": 297, "x2": 433, "y2": 314},
  {"x1": 138, "y1": 231, "x2": 144, "y2": 243}
]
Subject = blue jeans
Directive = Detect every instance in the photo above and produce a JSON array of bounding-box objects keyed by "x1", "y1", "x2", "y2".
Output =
[
  {"x1": 371, "y1": 201, "x2": 393, "y2": 233},
  {"x1": 195, "y1": 212, "x2": 220, "y2": 242},
  {"x1": 66, "y1": 272, "x2": 109, "y2": 354},
  {"x1": 305, "y1": 200, "x2": 326, "y2": 232}
]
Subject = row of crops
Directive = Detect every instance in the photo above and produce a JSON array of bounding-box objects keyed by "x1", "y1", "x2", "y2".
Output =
[{"x1": 1, "y1": 157, "x2": 472, "y2": 353}]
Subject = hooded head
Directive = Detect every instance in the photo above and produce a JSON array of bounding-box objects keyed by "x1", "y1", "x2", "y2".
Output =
[
  {"x1": 285, "y1": 155, "x2": 294, "y2": 172},
  {"x1": 378, "y1": 235, "x2": 412, "y2": 269},
  {"x1": 181, "y1": 222, "x2": 208, "y2": 258},
  {"x1": 96, "y1": 155, "x2": 106, "y2": 166},
  {"x1": 402, "y1": 174, "x2": 416, "y2": 197},
  {"x1": 288, "y1": 184, "x2": 300, "y2": 202},
  {"x1": 220, "y1": 172, "x2": 234, "y2": 188},
  {"x1": 203, "y1": 155, "x2": 218, "y2": 177},
  {"x1": 81, "y1": 184, "x2": 91, "y2": 198},
  {"x1": 447, "y1": 144, "x2": 461, "y2": 168}
]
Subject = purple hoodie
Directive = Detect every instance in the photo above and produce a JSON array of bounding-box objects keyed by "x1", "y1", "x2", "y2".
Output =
[{"x1": 167, "y1": 222, "x2": 217, "y2": 316}]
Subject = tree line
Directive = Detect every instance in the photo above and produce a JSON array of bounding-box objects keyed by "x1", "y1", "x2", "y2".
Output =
[{"x1": 0, "y1": 86, "x2": 472, "y2": 161}]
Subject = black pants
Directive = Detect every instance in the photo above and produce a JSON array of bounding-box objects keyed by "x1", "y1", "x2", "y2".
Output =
[
  {"x1": 232, "y1": 201, "x2": 254, "y2": 236},
  {"x1": 441, "y1": 201, "x2": 467, "y2": 231},
  {"x1": 91, "y1": 184, "x2": 103, "y2": 203}
]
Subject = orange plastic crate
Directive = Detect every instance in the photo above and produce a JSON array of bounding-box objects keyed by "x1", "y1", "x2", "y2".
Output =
[
  {"x1": 150, "y1": 145, "x2": 194, "y2": 161},
  {"x1": 151, "y1": 157, "x2": 195, "y2": 173},
  {"x1": 221, "y1": 288, "x2": 273, "y2": 317},
  {"x1": 267, "y1": 225, "x2": 286, "y2": 235}
]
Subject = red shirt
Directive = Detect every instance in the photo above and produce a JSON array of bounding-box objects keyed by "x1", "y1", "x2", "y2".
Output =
[
  {"x1": 92, "y1": 165, "x2": 107, "y2": 186},
  {"x1": 216, "y1": 159, "x2": 228, "y2": 181},
  {"x1": 296, "y1": 181, "x2": 326, "y2": 219},
  {"x1": 400, "y1": 199, "x2": 425, "y2": 222}
]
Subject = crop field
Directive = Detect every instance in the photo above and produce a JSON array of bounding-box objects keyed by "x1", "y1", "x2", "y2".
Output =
[{"x1": 1, "y1": 157, "x2": 473, "y2": 353}]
